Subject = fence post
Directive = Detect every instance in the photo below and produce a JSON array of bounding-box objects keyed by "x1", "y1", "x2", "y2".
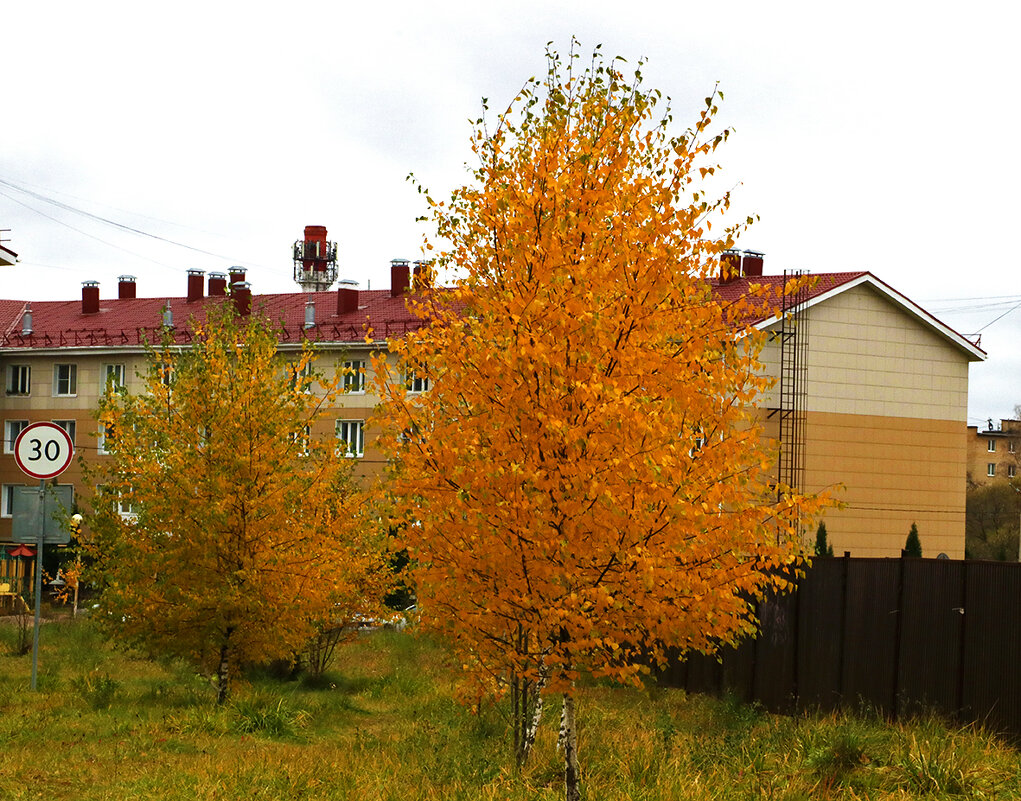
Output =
[
  {"x1": 955, "y1": 561, "x2": 968, "y2": 721},
  {"x1": 891, "y1": 554, "x2": 907, "y2": 721},
  {"x1": 838, "y1": 551, "x2": 850, "y2": 705}
]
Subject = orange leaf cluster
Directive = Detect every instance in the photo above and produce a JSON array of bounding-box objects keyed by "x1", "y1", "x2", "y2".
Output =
[{"x1": 376, "y1": 49, "x2": 829, "y2": 698}]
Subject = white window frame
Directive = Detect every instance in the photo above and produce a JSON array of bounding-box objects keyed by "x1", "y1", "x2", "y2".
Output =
[
  {"x1": 103, "y1": 363, "x2": 126, "y2": 390},
  {"x1": 988, "y1": 439, "x2": 996, "y2": 452},
  {"x1": 1009, "y1": 465, "x2": 1017, "y2": 479},
  {"x1": 53, "y1": 363, "x2": 78, "y2": 397},
  {"x1": 987, "y1": 463, "x2": 996, "y2": 477},
  {"x1": 405, "y1": 369, "x2": 430, "y2": 394},
  {"x1": 1, "y1": 484, "x2": 21, "y2": 518},
  {"x1": 98, "y1": 422, "x2": 113, "y2": 455},
  {"x1": 4, "y1": 420, "x2": 28, "y2": 454},
  {"x1": 5, "y1": 364, "x2": 30, "y2": 396},
  {"x1": 1010, "y1": 441, "x2": 1017, "y2": 454},
  {"x1": 335, "y1": 419, "x2": 365, "y2": 458},
  {"x1": 53, "y1": 419, "x2": 76, "y2": 446},
  {"x1": 290, "y1": 425, "x2": 311, "y2": 456},
  {"x1": 343, "y1": 360, "x2": 366, "y2": 394}
]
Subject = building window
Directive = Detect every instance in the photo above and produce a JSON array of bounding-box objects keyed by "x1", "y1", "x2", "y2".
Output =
[
  {"x1": 4, "y1": 420, "x2": 28, "y2": 454},
  {"x1": 988, "y1": 439, "x2": 996, "y2": 452},
  {"x1": 343, "y1": 360, "x2": 366, "y2": 393},
  {"x1": 1, "y1": 484, "x2": 20, "y2": 518},
  {"x1": 53, "y1": 363, "x2": 77, "y2": 396},
  {"x1": 336, "y1": 420, "x2": 364, "y2": 458},
  {"x1": 53, "y1": 420, "x2": 76, "y2": 446},
  {"x1": 118, "y1": 496, "x2": 137, "y2": 519},
  {"x1": 1010, "y1": 465, "x2": 1017, "y2": 479},
  {"x1": 406, "y1": 369, "x2": 430, "y2": 394},
  {"x1": 290, "y1": 361, "x2": 314, "y2": 393},
  {"x1": 1010, "y1": 441, "x2": 1017, "y2": 454},
  {"x1": 103, "y1": 363, "x2": 126, "y2": 390},
  {"x1": 987, "y1": 463, "x2": 996, "y2": 477},
  {"x1": 98, "y1": 422, "x2": 114, "y2": 455},
  {"x1": 5, "y1": 365, "x2": 30, "y2": 396},
  {"x1": 290, "y1": 425, "x2": 311, "y2": 456}
]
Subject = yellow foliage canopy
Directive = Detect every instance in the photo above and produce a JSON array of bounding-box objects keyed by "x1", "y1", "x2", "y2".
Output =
[
  {"x1": 375, "y1": 50, "x2": 829, "y2": 696},
  {"x1": 84, "y1": 304, "x2": 388, "y2": 697}
]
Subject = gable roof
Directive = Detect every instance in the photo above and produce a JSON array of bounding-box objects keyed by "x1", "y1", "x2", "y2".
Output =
[
  {"x1": 711, "y1": 271, "x2": 987, "y2": 362},
  {"x1": 0, "y1": 288, "x2": 425, "y2": 352},
  {"x1": 0, "y1": 270, "x2": 985, "y2": 362}
]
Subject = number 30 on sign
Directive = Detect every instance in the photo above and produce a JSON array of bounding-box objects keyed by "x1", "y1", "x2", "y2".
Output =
[{"x1": 14, "y1": 422, "x2": 75, "y2": 480}]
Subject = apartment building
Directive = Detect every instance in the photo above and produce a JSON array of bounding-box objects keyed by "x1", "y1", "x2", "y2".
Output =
[{"x1": 0, "y1": 239, "x2": 985, "y2": 556}]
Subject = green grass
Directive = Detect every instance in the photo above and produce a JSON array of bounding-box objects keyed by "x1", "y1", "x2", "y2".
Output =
[{"x1": 1, "y1": 618, "x2": 1020, "y2": 799}]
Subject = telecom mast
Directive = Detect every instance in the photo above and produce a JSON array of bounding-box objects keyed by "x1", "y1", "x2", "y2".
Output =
[{"x1": 293, "y1": 225, "x2": 338, "y2": 292}]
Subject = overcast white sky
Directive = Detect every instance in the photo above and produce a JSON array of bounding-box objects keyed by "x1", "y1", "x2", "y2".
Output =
[{"x1": 2, "y1": 1, "x2": 1018, "y2": 425}]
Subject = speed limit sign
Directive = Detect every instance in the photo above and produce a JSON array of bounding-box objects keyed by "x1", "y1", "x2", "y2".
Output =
[{"x1": 14, "y1": 422, "x2": 75, "y2": 480}]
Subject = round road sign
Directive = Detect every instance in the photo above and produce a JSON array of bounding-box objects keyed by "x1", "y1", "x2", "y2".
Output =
[{"x1": 14, "y1": 422, "x2": 75, "y2": 480}]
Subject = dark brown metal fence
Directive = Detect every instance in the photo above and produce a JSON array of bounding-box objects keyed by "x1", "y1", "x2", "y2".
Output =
[{"x1": 660, "y1": 556, "x2": 1021, "y2": 739}]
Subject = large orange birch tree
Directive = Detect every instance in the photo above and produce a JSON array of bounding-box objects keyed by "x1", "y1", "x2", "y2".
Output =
[
  {"x1": 375, "y1": 45, "x2": 827, "y2": 798},
  {"x1": 85, "y1": 304, "x2": 388, "y2": 703}
]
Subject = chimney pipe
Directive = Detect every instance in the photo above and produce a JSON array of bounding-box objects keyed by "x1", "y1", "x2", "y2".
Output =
[
  {"x1": 720, "y1": 250, "x2": 742, "y2": 282},
  {"x1": 337, "y1": 286, "x2": 359, "y2": 315},
  {"x1": 82, "y1": 281, "x2": 100, "y2": 314},
  {"x1": 233, "y1": 281, "x2": 252, "y2": 316},
  {"x1": 390, "y1": 258, "x2": 410, "y2": 297},
  {"x1": 304, "y1": 299, "x2": 316, "y2": 329},
  {"x1": 742, "y1": 249, "x2": 764, "y2": 278},
  {"x1": 21, "y1": 304, "x2": 32, "y2": 336},
  {"x1": 412, "y1": 259, "x2": 434, "y2": 292},
  {"x1": 229, "y1": 267, "x2": 246, "y2": 288},
  {"x1": 187, "y1": 269, "x2": 205, "y2": 303},
  {"x1": 162, "y1": 303, "x2": 174, "y2": 328},
  {"x1": 208, "y1": 272, "x2": 228, "y2": 297},
  {"x1": 118, "y1": 275, "x2": 137, "y2": 299}
]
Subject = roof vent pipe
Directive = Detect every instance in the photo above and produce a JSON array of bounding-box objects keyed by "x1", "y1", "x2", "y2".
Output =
[
  {"x1": 233, "y1": 281, "x2": 252, "y2": 316},
  {"x1": 118, "y1": 275, "x2": 137, "y2": 299},
  {"x1": 82, "y1": 281, "x2": 100, "y2": 314},
  {"x1": 304, "y1": 299, "x2": 316, "y2": 329},
  {"x1": 21, "y1": 304, "x2": 32, "y2": 336},
  {"x1": 187, "y1": 269, "x2": 205, "y2": 303},
  {"x1": 742, "y1": 249, "x2": 765, "y2": 278},
  {"x1": 162, "y1": 303, "x2": 174, "y2": 328},
  {"x1": 208, "y1": 272, "x2": 228, "y2": 297},
  {"x1": 390, "y1": 258, "x2": 410, "y2": 297}
]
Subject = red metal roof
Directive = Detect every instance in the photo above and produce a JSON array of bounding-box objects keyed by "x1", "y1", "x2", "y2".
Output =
[{"x1": 0, "y1": 288, "x2": 428, "y2": 349}]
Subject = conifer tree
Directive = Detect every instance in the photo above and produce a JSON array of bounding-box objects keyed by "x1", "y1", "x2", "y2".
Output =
[{"x1": 905, "y1": 522, "x2": 923, "y2": 557}]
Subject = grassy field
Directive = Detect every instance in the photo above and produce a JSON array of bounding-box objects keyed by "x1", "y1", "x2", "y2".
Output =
[{"x1": 1, "y1": 617, "x2": 1020, "y2": 800}]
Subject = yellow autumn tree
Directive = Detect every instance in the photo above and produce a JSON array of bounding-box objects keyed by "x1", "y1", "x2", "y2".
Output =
[
  {"x1": 375, "y1": 45, "x2": 828, "y2": 799},
  {"x1": 85, "y1": 303, "x2": 389, "y2": 703}
]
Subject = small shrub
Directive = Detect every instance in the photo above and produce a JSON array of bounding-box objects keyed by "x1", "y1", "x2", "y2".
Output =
[
  {"x1": 897, "y1": 734, "x2": 975, "y2": 795},
  {"x1": 807, "y1": 729, "x2": 871, "y2": 786},
  {"x1": 72, "y1": 670, "x2": 119, "y2": 709},
  {"x1": 229, "y1": 693, "x2": 310, "y2": 737}
]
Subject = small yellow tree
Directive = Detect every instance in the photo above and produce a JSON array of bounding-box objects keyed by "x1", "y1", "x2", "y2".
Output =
[
  {"x1": 375, "y1": 45, "x2": 828, "y2": 798},
  {"x1": 85, "y1": 304, "x2": 388, "y2": 702}
]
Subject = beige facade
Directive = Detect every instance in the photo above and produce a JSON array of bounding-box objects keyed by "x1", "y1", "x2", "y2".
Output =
[
  {"x1": 759, "y1": 279, "x2": 980, "y2": 558},
  {"x1": 966, "y1": 419, "x2": 1021, "y2": 486},
  {"x1": 1, "y1": 267, "x2": 985, "y2": 560},
  {"x1": 1, "y1": 343, "x2": 386, "y2": 541}
]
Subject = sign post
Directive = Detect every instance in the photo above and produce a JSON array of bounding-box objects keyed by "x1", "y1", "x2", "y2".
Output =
[{"x1": 13, "y1": 422, "x2": 74, "y2": 691}]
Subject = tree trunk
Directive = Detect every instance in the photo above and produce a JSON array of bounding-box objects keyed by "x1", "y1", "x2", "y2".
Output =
[
  {"x1": 517, "y1": 660, "x2": 549, "y2": 768},
  {"x1": 562, "y1": 691, "x2": 581, "y2": 801},
  {"x1": 216, "y1": 628, "x2": 233, "y2": 704}
]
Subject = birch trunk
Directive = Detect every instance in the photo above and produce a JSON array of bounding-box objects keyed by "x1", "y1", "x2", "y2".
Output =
[
  {"x1": 562, "y1": 692, "x2": 581, "y2": 801},
  {"x1": 216, "y1": 628, "x2": 233, "y2": 705}
]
